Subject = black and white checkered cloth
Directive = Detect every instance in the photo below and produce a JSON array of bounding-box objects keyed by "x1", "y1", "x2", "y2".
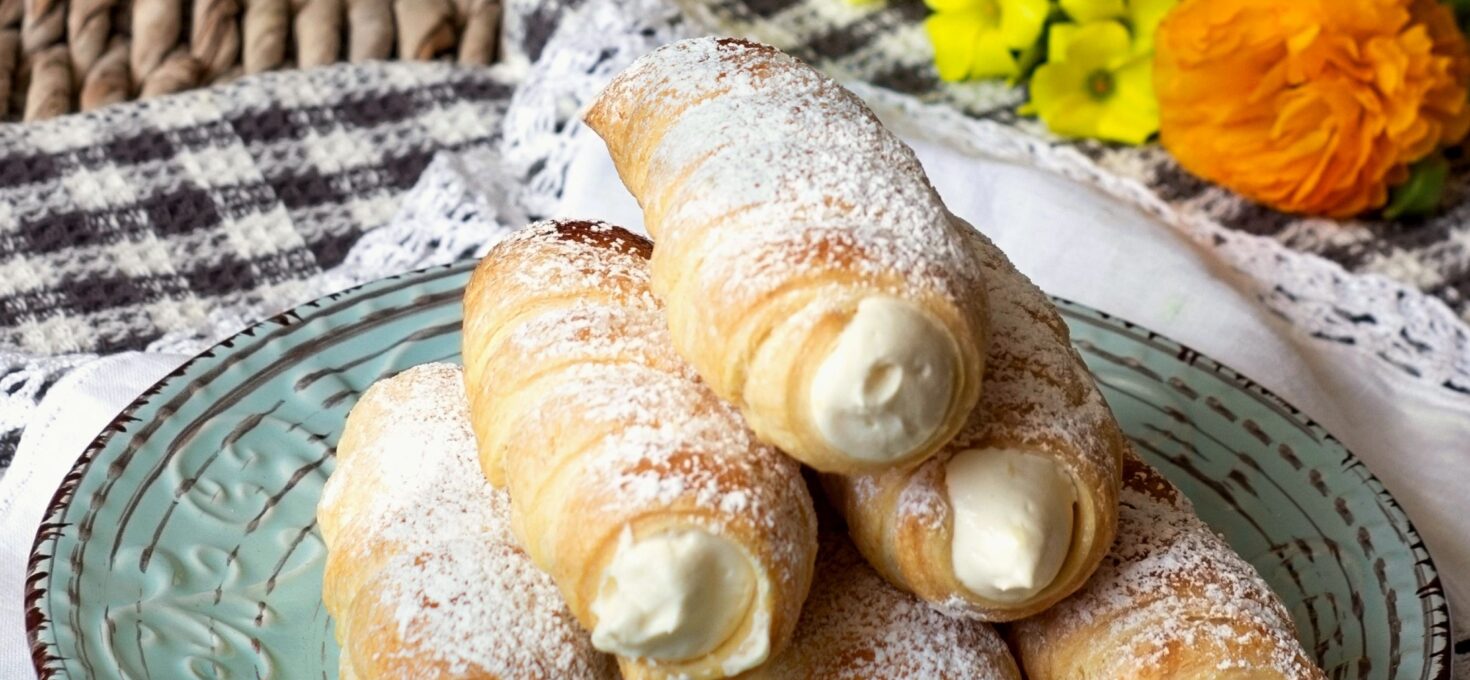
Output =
[
  {"x1": 0, "y1": 61, "x2": 516, "y2": 467},
  {"x1": 0, "y1": 63, "x2": 512, "y2": 355}
]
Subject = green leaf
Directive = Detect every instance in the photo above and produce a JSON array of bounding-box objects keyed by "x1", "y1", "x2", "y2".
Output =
[
  {"x1": 1383, "y1": 154, "x2": 1451, "y2": 219},
  {"x1": 1447, "y1": 0, "x2": 1470, "y2": 29},
  {"x1": 1011, "y1": 28, "x2": 1049, "y2": 84}
]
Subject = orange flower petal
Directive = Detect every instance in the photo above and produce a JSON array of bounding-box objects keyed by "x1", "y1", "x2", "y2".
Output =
[{"x1": 1155, "y1": 0, "x2": 1470, "y2": 217}]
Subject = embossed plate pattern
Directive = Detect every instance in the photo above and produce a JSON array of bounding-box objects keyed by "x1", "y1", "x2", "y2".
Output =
[{"x1": 26, "y1": 261, "x2": 1451, "y2": 679}]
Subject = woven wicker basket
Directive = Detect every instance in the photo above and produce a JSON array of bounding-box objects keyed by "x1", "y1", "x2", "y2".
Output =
[{"x1": 1, "y1": 0, "x2": 501, "y2": 122}]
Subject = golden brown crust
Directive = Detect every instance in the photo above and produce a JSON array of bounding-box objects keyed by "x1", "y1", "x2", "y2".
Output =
[
  {"x1": 756, "y1": 535, "x2": 1020, "y2": 679},
  {"x1": 461, "y1": 220, "x2": 817, "y2": 679},
  {"x1": 616, "y1": 535, "x2": 1021, "y2": 680},
  {"x1": 823, "y1": 228, "x2": 1124, "y2": 621},
  {"x1": 318, "y1": 363, "x2": 617, "y2": 680},
  {"x1": 585, "y1": 37, "x2": 988, "y2": 474},
  {"x1": 1010, "y1": 456, "x2": 1327, "y2": 679}
]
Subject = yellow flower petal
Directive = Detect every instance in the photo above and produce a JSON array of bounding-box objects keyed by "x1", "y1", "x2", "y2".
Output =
[
  {"x1": 1098, "y1": 60, "x2": 1159, "y2": 142},
  {"x1": 1112, "y1": 56, "x2": 1156, "y2": 108},
  {"x1": 926, "y1": 11, "x2": 989, "y2": 81},
  {"x1": 999, "y1": 0, "x2": 1051, "y2": 49},
  {"x1": 1127, "y1": 0, "x2": 1176, "y2": 54},
  {"x1": 1048, "y1": 93, "x2": 1111, "y2": 137},
  {"x1": 1028, "y1": 59, "x2": 1089, "y2": 113},
  {"x1": 1027, "y1": 25, "x2": 1159, "y2": 144},
  {"x1": 1049, "y1": 22, "x2": 1080, "y2": 59},
  {"x1": 971, "y1": 28, "x2": 1023, "y2": 78},
  {"x1": 1096, "y1": 105, "x2": 1159, "y2": 143},
  {"x1": 1066, "y1": 21, "x2": 1133, "y2": 68},
  {"x1": 927, "y1": 0, "x2": 986, "y2": 14},
  {"x1": 1060, "y1": 0, "x2": 1125, "y2": 23}
]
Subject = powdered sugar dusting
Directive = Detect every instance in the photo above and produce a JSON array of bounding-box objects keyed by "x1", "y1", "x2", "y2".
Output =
[
  {"x1": 318, "y1": 363, "x2": 616, "y2": 679},
  {"x1": 586, "y1": 38, "x2": 988, "y2": 415},
  {"x1": 463, "y1": 221, "x2": 818, "y2": 673},
  {"x1": 893, "y1": 460, "x2": 949, "y2": 531},
  {"x1": 763, "y1": 535, "x2": 1019, "y2": 679},
  {"x1": 826, "y1": 228, "x2": 1124, "y2": 617},
  {"x1": 1012, "y1": 455, "x2": 1326, "y2": 678},
  {"x1": 890, "y1": 228, "x2": 1122, "y2": 527},
  {"x1": 590, "y1": 37, "x2": 980, "y2": 303},
  {"x1": 954, "y1": 228, "x2": 1118, "y2": 470}
]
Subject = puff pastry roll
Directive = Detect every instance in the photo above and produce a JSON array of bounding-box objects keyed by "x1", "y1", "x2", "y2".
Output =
[
  {"x1": 586, "y1": 37, "x2": 988, "y2": 474},
  {"x1": 318, "y1": 363, "x2": 616, "y2": 679},
  {"x1": 461, "y1": 220, "x2": 818, "y2": 679},
  {"x1": 824, "y1": 229, "x2": 1124, "y2": 621},
  {"x1": 752, "y1": 534, "x2": 1021, "y2": 680},
  {"x1": 1010, "y1": 455, "x2": 1327, "y2": 679}
]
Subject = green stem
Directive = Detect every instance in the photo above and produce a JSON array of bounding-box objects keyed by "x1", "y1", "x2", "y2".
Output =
[{"x1": 1383, "y1": 154, "x2": 1450, "y2": 219}]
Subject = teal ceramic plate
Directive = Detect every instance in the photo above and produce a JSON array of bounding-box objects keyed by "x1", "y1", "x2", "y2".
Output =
[{"x1": 26, "y1": 261, "x2": 1452, "y2": 679}]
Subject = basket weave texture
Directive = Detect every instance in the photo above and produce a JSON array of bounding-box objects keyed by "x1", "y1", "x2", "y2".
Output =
[{"x1": 3, "y1": 0, "x2": 502, "y2": 122}]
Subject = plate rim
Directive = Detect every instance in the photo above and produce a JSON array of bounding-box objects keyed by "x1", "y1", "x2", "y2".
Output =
[
  {"x1": 22, "y1": 261, "x2": 1452, "y2": 679},
  {"x1": 1052, "y1": 298, "x2": 1454, "y2": 680}
]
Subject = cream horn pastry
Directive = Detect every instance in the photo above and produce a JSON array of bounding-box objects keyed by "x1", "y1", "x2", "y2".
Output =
[
  {"x1": 823, "y1": 228, "x2": 1124, "y2": 621},
  {"x1": 461, "y1": 220, "x2": 818, "y2": 679},
  {"x1": 585, "y1": 37, "x2": 989, "y2": 474},
  {"x1": 325, "y1": 364, "x2": 1010, "y2": 680},
  {"x1": 317, "y1": 363, "x2": 617, "y2": 680},
  {"x1": 1011, "y1": 455, "x2": 1327, "y2": 679}
]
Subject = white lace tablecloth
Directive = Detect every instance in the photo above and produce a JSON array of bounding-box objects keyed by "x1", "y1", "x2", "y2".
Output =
[{"x1": 1, "y1": 0, "x2": 1468, "y2": 676}]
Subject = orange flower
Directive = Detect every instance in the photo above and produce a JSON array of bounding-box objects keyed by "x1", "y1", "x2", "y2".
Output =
[{"x1": 1154, "y1": 0, "x2": 1470, "y2": 217}]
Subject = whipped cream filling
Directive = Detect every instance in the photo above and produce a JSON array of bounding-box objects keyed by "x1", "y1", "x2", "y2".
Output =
[
  {"x1": 590, "y1": 527, "x2": 759, "y2": 667},
  {"x1": 808, "y1": 297, "x2": 958, "y2": 463},
  {"x1": 946, "y1": 448, "x2": 1077, "y2": 602}
]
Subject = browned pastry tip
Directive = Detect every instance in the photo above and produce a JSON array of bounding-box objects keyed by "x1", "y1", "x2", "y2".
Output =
[
  {"x1": 1009, "y1": 455, "x2": 1327, "y2": 679},
  {"x1": 463, "y1": 219, "x2": 818, "y2": 679}
]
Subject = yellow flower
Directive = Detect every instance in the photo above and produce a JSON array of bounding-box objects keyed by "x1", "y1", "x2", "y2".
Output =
[
  {"x1": 1026, "y1": 21, "x2": 1159, "y2": 143},
  {"x1": 1060, "y1": 0, "x2": 1125, "y2": 22},
  {"x1": 1059, "y1": 0, "x2": 1174, "y2": 52},
  {"x1": 1127, "y1": 0, "x2": 1175, "y2": 52},
  {"x1": 926, "y1": 0, "x2": 1051, "y2": 81}
]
